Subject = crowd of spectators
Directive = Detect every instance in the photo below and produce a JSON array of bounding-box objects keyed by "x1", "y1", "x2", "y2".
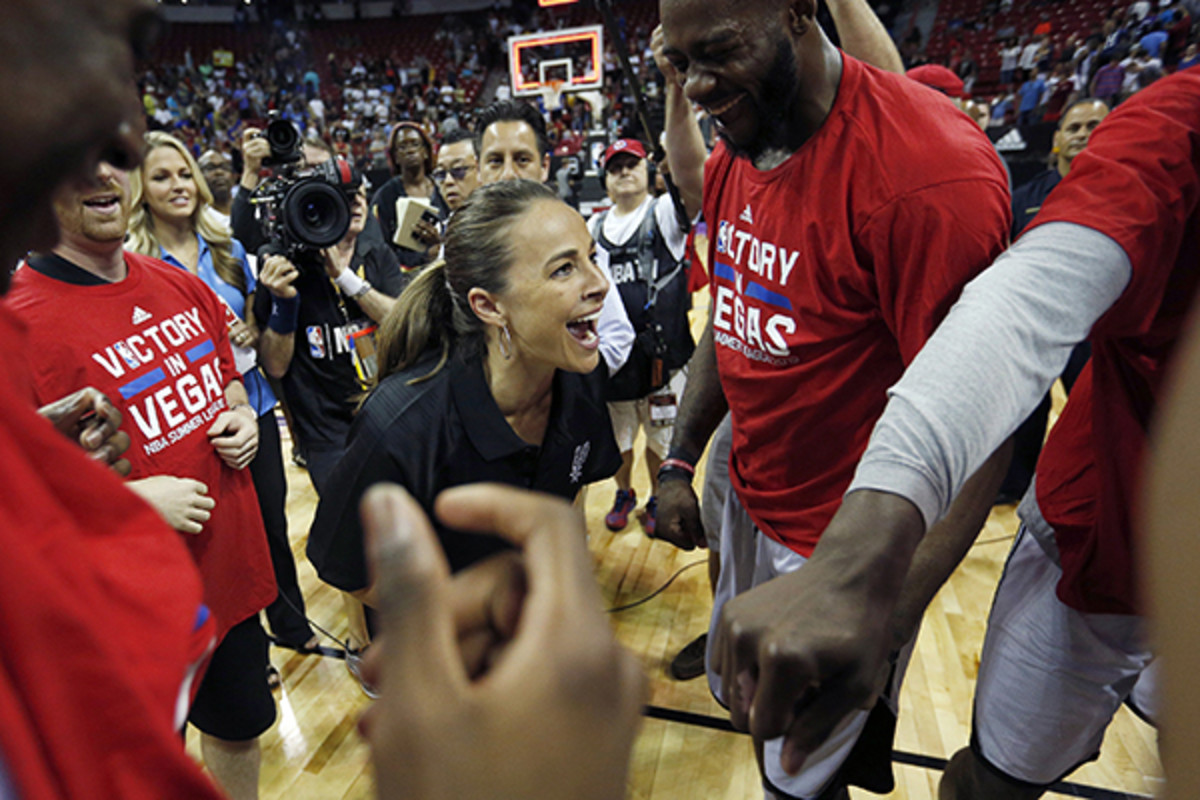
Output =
[
  {"x1": 902, "y1": 0, "x2": 1198, "y2": 129},
  {"x1": 137, "y1": 1, "x2": 667, "y2": 183}
]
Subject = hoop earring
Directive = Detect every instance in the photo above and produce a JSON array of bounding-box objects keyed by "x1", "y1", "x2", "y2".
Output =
[{"x1": 499, "y1": 324, "x2": 513, "y2": 360}]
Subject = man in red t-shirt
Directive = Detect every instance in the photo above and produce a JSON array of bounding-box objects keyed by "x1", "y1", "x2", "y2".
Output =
[
  {"x1": 833, "y1": 68, "x2": 1200, "y2": 796},
  {"x1": 655, "y1": 0, "x2": 1011, "y2": 795},
  {"x1": 8, "y1": 160, "x2": 278, "y2": 800}
]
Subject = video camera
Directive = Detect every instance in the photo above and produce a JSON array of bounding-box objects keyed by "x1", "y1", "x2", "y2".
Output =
[{"x1": 251, "y1": 113, "x2": 355, "y2": 261}]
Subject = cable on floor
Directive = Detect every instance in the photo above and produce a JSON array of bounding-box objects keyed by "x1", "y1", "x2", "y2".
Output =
[{"x1": 606, "y1": 559, "x2": 708, "y2": 613}]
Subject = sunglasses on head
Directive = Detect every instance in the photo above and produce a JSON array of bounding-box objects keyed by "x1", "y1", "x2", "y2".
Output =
[{"x1": 431, "y1": 165, "x2": 474, "y2": 183}]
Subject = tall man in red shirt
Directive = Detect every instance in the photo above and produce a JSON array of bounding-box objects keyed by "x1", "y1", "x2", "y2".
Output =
[
  {"x1": 842, "y1": 67, "x2": 1200, "y2": 798},
  {"x1": 8, "y1": 160, "x2": 278, "y2": 800},
  {"x1": 656, "y1": 0, "x2": 1012, "y2": 795}
]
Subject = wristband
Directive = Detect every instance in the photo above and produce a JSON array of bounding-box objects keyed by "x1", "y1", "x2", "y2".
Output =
[
  {"x1": 267, "y1": 294, "x2": 300, "y2": 334},
  {"x1": 659, "y1": 457, "x2": 696, "y2": 476},
  {"x1": 657, "y1": 457, "x2": 696, "y2": 484},
  {"x1": 334, "y1": 270, "x2": 371, "y2": 299}
]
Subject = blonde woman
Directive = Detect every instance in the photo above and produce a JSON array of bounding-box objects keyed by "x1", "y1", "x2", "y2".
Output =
[{"x1": 127, "y1": 132, "x2": 318, "y2": 656}]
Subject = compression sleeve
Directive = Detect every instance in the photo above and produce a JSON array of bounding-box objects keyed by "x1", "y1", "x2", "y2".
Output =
[
  {"x1": 598, "y1": 280, "x2": 634, "y2": 374},
  {"x1": 847, "y1": 221, "x2": 1131, "y2": 528}
]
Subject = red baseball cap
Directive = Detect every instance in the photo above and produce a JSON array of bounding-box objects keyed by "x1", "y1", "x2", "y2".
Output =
[
  {"x1": 600, "y1": 138, "x2": 647, "y2": 170},
  {"x1": 906, "y1": 64, "x2": 966, "y2": 98}
]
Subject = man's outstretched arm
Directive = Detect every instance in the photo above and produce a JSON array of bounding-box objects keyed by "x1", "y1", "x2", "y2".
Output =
[{"x1": 714, "y1": 221, "x2": 1131, "y2": 774}]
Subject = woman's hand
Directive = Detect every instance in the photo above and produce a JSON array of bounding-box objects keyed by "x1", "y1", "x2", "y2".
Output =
[
  {"x1": 412, "y1": 218, "x2": 441, "y2": 249},
  {"x1": 228, "y1": 318, "x2": 259, "y2": 351}
]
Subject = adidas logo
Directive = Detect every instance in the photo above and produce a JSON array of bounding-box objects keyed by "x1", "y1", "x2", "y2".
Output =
[
  {"x1": 739, "y1": 204, "x2": 754, "y2": 225},
  {"x1": 995, "y1": 128, "x2": 1027, "y2": 153},
  {"x1": 131, "y1": 306, "x2": 153, "y2": 325}
]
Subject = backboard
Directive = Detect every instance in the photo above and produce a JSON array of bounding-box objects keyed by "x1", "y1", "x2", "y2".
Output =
[{"x1": 509, "y1": 24, "x2": 604, "y2": 98}]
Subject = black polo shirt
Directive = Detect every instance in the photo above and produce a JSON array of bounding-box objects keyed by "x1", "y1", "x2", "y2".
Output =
[{"x1": 307, "y1": 351, "x2": 620, "y2": 591}]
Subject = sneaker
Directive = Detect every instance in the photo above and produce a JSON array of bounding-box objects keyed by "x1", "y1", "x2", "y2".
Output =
[
  {"x1": 345, "y1": 648, "x2": 380, "y2": 699},
  {"x1": 605, "y1": 488, "x2": 637, "y2": 531},
  {"x1": 642, "y1": 496, "x2": 657, "y2": 537},
  {"x1": 669, "y1": 633, "x2": 708, "y2": 681}
]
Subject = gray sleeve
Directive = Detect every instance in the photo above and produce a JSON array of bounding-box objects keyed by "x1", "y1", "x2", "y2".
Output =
[{"x1": 848, "y1": 221, "x2": 1132, "y2": 529}]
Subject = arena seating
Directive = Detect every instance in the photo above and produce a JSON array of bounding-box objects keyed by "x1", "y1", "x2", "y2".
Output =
[{"x1": 925, "y1": 0, "x2": 1110, "y2": 96}]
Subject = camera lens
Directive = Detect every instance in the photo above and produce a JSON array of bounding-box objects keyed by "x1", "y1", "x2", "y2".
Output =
[
  {"x1": 281, "y1": 178, "x2": 351, "y2": 249},
  {"x1": 266, "y1": 119, "x2": 300, "y2": 157}
]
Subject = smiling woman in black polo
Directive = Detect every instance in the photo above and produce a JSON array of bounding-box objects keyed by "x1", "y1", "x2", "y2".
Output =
[{"x1": 308, "y1": 180, "x2": 621, "y2": 594}]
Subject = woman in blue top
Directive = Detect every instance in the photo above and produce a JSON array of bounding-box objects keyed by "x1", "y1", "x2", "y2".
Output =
[{"x1": 127, "y1": 131, "x2": 318, "y2": 656}]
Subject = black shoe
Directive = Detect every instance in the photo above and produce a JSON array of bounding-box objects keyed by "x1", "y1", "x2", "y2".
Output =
[
  {"x1": 669, "y1": 633, "x2": 708, "y2": 680},
  {"x1": 993, "y1": 490, "x2": 1022, "y2": 506}
]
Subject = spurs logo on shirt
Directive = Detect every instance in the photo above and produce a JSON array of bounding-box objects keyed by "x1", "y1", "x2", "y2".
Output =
[
  {"x1": 711, "y1": 219, "x2": 802, "y2": 365},
  {"x1": 89, "y1": 305, "x2": 229, "y2": 455},
  {"x1": 569, "y1": 441, "x2": 591, "y2": 484}
]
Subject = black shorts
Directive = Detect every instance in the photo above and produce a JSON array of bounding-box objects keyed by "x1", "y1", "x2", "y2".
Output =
[{"x1": 189, "y1": 614, "x2": 276, "y2": 740}]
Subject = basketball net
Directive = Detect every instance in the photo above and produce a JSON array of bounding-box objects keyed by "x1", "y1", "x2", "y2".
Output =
[{"x1": 543, "y1": 79, "x2": 566, "y2": 113}]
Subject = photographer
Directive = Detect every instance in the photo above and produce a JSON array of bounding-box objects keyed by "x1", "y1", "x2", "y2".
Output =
[
  {"x1": 588, "y1": 139, "x2": 696, "y2": 539},
  {"x1": 233, "y1": 126, "x2": 333, "y2": 254},
  {"x1": 251, "y1": 164, "x2": 404, "y2": 496}
]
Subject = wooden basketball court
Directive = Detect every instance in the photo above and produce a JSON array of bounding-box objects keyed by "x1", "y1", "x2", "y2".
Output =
[{"x1": 188, "y1": 288, "x2": 1162, "y2": 799}]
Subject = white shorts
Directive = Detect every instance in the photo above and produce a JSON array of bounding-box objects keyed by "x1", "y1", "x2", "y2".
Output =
[
  {"x1": 973, "y1": 527, "x2": 1154, "y2": 785},
  {"x1": 699, "y1": 413, "x2": 734, "y2": 552},
  {"x1": 706, "y1": 489, "x2": 913, "y2": 799},
  {"x1": 607, "y1": 368, "x2": 688, "y2": 458}
]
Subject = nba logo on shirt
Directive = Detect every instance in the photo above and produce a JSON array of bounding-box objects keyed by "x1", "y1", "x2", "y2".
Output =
[
  {"x1": 716, "y1": 220, "x2": 732, "y2": 256},
  {"x1": 113, "y1": 340, "x2": 140, "y2": 369},
  {"x1": 307, "y1": 325, "x2": 326, "y2": 359}
]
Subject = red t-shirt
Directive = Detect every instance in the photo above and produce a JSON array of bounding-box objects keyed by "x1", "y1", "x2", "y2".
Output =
[
  {"x1": 1028, "y1": 67, "x2": 1200, "y2": 614},
  {"x1": 7, "y1": 252, "x2": 276, "y2": 636},
  {"x1": 703, "y1": 55, "x2": 1010, "y2": 556},
  {"x1": 0, "y1": 305, "x2": 223, "y2": 800}
]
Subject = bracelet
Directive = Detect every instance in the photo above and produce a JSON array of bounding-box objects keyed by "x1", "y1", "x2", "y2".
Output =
[
  {"x1": 229, "y1": 403, "x2": 257, "y2": 420},
  {"x1": 334, "y1": 270, "x2": 371, "y2": 299},
  {"x1": 267, "y1": 295, "x2": 300, "y2": 334}
]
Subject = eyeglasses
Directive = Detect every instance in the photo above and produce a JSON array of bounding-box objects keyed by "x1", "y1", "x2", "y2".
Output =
[{"x1": 431, "y1": 165, "x2": 476, "y2": 183}]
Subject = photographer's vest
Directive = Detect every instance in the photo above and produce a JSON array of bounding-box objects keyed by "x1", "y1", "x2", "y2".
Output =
[{"x1": 594, "y1": 203, "x2": 694, "y2": 401}]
